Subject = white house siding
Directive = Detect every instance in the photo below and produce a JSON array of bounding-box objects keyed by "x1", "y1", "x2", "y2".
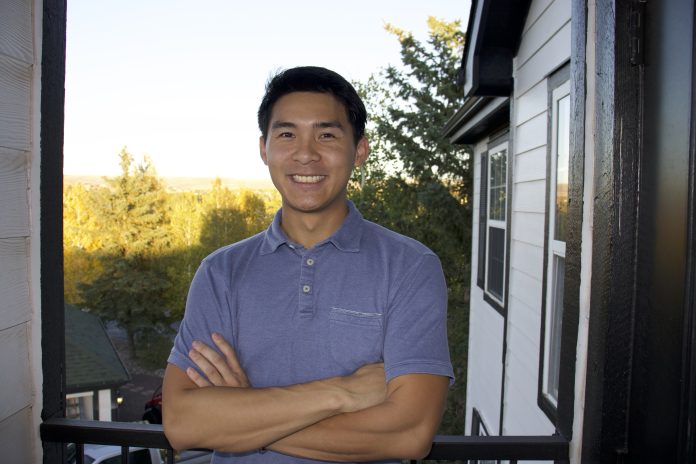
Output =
[
  {"x1": 501, "y1": 0, "x2": 570, "y2": 438},
  {"x1": 465, "y1": 138, "x2": 505, "y2": 435},
  {"x1": 0, "y1": 0, "x2": 40, "y2": 461}
]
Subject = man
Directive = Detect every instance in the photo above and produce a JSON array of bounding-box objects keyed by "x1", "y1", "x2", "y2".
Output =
[{"x1": 163, "y1": 66, "x2": 453, "y2": 463}]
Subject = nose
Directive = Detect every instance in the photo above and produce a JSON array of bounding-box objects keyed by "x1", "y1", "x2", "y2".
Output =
[{"x1": 292, "y1": 137, "x2": 320, "y2": 165}]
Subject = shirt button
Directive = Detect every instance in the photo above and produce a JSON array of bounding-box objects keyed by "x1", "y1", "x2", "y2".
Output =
[
  {"x1": 302, "y1": 285, "x2": 311, "y2": 293},
  {"x1": 306, "y1": 258, "x2": 315, "y2": 266}
]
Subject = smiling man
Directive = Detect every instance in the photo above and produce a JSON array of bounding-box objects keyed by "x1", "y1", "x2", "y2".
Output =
[{"x1": 162, "y1": 66, "x2": 454, "y2": 463}]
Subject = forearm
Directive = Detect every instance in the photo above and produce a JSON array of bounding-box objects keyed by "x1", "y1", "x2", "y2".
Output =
[
  {"x1": 163, "y1": 365, "x2": 346, "y2": 452},
  {"x1": 268, "y1": 401, "x2": 426, "y2": 461},
  {"x1": 269, "y1": 374, "x2": 449, "y2": 462}
]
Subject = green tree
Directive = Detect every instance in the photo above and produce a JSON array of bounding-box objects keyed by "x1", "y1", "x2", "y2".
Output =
[
  {"x1": 350, "y1": 17, "x2": 471, "y2": 435},
  {"x1": 199, "y1": 178, "x2": 249, "y2": 251},
  {"x1": 64, "y1": 184, "x2": 105, "y2": 305},
  {"x1": 79, "y1": 148, "x2": 172, "y2": 358},
  {"x1": 164, "y1": 191, "x2": 206, "y2": 320}
]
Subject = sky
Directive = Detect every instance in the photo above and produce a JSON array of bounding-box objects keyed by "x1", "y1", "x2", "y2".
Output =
[{"x1": 64, "y1": 0, "x2": 470, "y2": 180}]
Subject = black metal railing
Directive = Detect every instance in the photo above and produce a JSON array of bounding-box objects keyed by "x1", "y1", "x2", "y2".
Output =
[{"x1": 41, "y1": 418, "x2": 569, "y2": 463}]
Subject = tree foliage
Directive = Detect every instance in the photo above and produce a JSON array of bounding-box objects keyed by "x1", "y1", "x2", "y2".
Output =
[
  {"x1": 77, "y1": 149, "x2": 172, "y2": 357},
  {"x1": 350, "y1": 17, "x2": 471, "y2": 435},
  {"x1": 64, "y1": 150, "x2": 280, "y2": 360}
]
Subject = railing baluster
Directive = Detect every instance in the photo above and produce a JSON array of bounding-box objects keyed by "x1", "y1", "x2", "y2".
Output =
[
  {"x1": 165, "y1": 448, "x2": 175, "y2": 464},
  {"x1": 76, "y1": 443, "x2": 84, "y2": 464},
  {"x1": 121, "y1": 445, "x2": 128, "y2": 464}
]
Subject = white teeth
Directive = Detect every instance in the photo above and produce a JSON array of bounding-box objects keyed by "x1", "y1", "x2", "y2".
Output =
[{"x1": 292, "y1": 175, "x2": 324, "y2": 183}]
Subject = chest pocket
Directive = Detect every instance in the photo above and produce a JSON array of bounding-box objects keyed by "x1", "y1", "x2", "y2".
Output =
[{"x1": 329, "y1": 307, "x2": 384, "y2": 372}]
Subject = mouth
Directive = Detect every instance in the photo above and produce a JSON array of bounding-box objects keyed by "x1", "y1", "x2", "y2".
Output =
[{"x1": 291, "y1": 175, "x2": 325, "y2": 184}]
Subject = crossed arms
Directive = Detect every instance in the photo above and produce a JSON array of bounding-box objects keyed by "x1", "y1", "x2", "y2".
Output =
[{"x1": 162, "y1": 333, "x2": 449, "y2": 462}]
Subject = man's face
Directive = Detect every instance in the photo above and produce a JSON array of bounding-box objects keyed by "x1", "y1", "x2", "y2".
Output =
[{"x1": 260, "y1": 91, "x2": 368, "y2": 217}]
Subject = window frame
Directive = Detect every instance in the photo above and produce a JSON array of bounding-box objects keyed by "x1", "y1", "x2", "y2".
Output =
[
  {"x1": 539, "y1": 73, "x2": 571, "y2": 422},
  {"x1": 477, "y1": 132, "x2": 510, "y2": 316}
]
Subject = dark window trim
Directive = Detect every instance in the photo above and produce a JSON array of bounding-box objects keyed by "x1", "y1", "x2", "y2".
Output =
[
  {"x1": 538, "y1": 62, "x2": 571, "y2": 425},
  {"x1": 679, "y1": 5, "x2": 696, "y2": 460},
  {"x1": 554, "y1": 2, "x2": 585, "y2": 442},
  {"x1": 477, "y1": 151, "x2": 488, "y2": 290},
  {"x1": 478, "y1": 131, "x2": 510, "y2": 317},
  {"x1": 40, "y1": 0, "x2": 68, "y2": 462},
  {"x1": 471, "y1": 407, "x2": 490, "y2": 436}
]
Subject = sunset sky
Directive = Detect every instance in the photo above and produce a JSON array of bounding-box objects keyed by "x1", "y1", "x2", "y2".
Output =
[{"x1": 63, "y1": 0, "x2": 470, "y2": 180}]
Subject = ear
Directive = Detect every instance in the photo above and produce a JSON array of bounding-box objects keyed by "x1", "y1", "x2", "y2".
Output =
[
  {"x1": 259, "y1": 136, "x2": 268, "y2": 165},
  {"x1": 353, "y1": 137, "x2": 370, "y2": 167}
]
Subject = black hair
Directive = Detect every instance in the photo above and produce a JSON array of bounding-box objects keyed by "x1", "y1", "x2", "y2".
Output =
[{"x1": 257, "y1": 66, "x2": 367, "y2": 144}]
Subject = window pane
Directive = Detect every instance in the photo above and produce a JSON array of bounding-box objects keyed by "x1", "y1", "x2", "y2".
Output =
[
  {"x1": 555, "y1": 95, "x2": 570, "y2": 241},
  {"x1": 487, "y1": 226, "x2": 505, "y2": 301},
  {"x1": 488, "y1": 149, "x2": 507, "y2": 221},
  {"x1": 547, "y1": 255, "x2": 565, "y2": 403}
]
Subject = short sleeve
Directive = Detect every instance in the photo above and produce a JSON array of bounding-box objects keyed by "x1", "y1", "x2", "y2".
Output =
[
  {"x1": 382, "y1": 253, "x2": 454, "y2": 384},
  {"x1": 168, "y1": 259, "x2": 234, "y2": 374}
]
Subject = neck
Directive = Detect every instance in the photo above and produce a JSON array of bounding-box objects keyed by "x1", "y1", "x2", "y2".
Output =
[{"x1": 280, "y1": 201, "x2": 349, "y2": 249}]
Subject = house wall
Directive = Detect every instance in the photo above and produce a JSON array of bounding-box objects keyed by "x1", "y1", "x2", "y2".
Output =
[
  {"x1": 465, "y1": 0, "x2": 571, "y2": 439},
  {"x1": 503, "y1": 0, "x2": 570, "y2": 436},
  {"x1": 465, "y1": 138, "x2": 504, "y2": 435},
  {"x1": 0, "y1": 0, "x2": 42, "y2": 461}
]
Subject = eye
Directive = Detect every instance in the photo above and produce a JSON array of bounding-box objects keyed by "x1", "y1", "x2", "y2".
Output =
[
  {"x1": 278, "y1": 132, "x2": 294, "y2": 138},
  {"x1": 319, "y1": 132, "x2": 337, "y2": 139}
]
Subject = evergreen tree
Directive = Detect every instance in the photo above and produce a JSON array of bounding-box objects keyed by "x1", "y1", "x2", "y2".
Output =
[
  {"x1": 350, "y1": 17, "x2": 471, "y2": 434},
  {"x1": 79, "y1": 148, "x2": 172, "y2": 358}
]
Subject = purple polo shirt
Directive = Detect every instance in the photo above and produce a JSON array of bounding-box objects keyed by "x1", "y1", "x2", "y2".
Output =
[{"x1": 168, "y1": 201, "x2": 454, "y2": 463}]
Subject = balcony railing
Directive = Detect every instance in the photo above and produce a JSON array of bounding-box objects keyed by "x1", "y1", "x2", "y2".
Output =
[{"x1": 40, "y1": 418, "x2": 570, "y2": 463}]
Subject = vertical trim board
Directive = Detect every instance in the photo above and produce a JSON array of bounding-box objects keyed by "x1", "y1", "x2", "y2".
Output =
[{"x1": 40, "y1": 4, "x2": 67, "y2": 464}]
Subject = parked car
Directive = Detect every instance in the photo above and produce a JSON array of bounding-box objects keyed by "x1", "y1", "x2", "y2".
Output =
[{"x1": 143, "y1": 384, "x2": 163, "y2": 424}]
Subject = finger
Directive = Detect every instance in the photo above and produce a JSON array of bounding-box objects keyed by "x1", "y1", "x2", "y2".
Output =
[
  {"x1": 192, "y1": 340, "x2": 237, "y2": 379},
  {"x1": 189, "y1": 347, "x2": 225, "y2": 385},
  {"x1": 212, "y1": 333, "x2": 250, "y2": 386},
  {"x1": 186, "y1": 367, "x2": 211, "y2": 388}
]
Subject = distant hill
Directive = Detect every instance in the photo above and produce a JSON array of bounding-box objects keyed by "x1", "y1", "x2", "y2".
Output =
[{"x1": 64, "y1": 175, "x2": 275, "y2": 192}]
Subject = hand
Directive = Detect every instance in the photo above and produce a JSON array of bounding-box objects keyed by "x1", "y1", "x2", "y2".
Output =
[
  {"x1": 337, "y1": 363, "x2": 387, "y2": 413},
  {"x1": 187, "y1": 333, "x2": 251, "y2": 388}
]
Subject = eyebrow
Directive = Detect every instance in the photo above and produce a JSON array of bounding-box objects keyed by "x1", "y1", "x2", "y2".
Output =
[
  {"x1": 270, "y1": 121, "x2": 297, "y2": 130},
  {"x1": 313, "y1": 121, "x2": 344, "y2": 130},
  {"x1": 269, "y1": 121, "x2": 345, "y2": 130}
]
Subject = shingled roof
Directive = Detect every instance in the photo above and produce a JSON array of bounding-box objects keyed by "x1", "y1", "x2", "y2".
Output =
[{"x1": 65, "y1": 305, "x2": 131, "y2": 394}]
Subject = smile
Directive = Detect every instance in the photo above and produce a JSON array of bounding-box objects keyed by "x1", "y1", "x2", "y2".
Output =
[{"x1": 292, "y1": 175, "x2": 325, "y2": 183}]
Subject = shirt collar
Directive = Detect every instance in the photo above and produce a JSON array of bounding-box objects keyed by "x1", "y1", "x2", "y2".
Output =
[{"x1": 259, "y1": 200, "x2": 363, "y2": 255}]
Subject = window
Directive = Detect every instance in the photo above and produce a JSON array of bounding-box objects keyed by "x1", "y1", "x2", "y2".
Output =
[
  {"x1": 540, "y1": 80, "x2": 570, "y2": 412},
  {"x1": 477, "y1": 136, "x2": 509, "y2": 314}
]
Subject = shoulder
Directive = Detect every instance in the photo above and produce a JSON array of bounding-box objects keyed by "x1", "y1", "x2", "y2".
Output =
[
  {"x1": 360, "y1": 218, "x2": 437, "y2": 259},
  {"x1": 199, "y1": 230, "x2": 267, "y2": 272}
]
